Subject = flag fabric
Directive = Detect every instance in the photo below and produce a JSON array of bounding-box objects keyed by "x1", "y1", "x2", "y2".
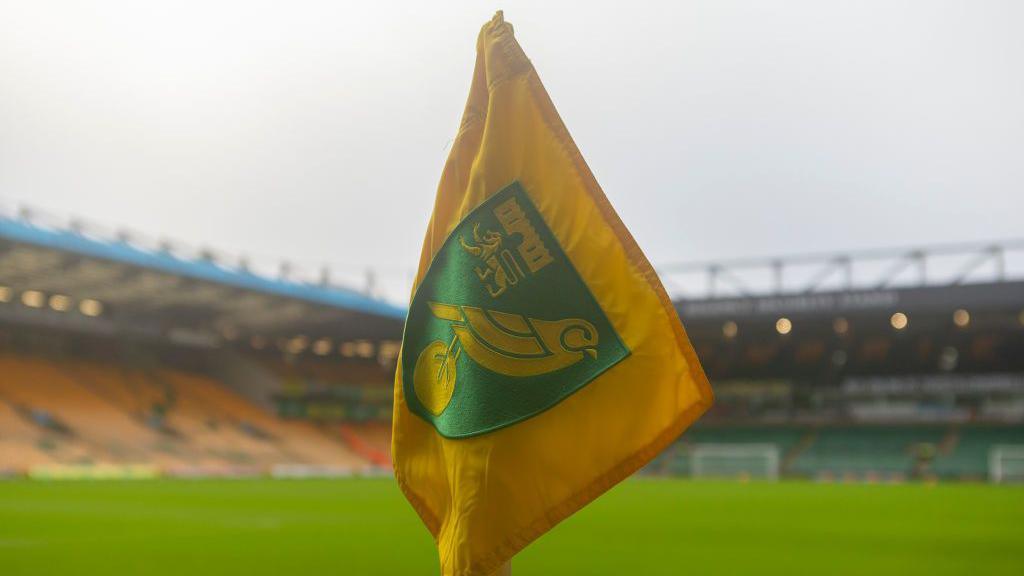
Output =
[{"x1": 392, "y1": 12, "x2": 712, "y2": 576}]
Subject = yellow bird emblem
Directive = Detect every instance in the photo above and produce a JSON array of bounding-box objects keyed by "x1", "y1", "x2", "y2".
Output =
[{"x1": 412, "y1": 302, "x2": 600, "y2": 415}]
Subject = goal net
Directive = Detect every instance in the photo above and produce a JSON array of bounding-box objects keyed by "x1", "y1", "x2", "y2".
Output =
[
  {"x1": 690, "y1": 443, "x2": 780, "y2": 481},
  {"x1": 989, "y1": 445, "x2": 1024, "y2": 484}
]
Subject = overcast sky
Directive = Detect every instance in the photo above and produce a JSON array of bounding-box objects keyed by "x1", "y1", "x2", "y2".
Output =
[{"x1": 1, "y1": 1, "x2": 1021, "y2": 301}]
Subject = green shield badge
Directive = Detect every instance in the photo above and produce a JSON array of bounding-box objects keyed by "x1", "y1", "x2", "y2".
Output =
[{"x1": 402, "y1": 181, "x2": 629, "y2": 438}]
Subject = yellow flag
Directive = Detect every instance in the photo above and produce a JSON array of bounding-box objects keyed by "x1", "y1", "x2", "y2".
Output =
[{"x1": 393, "y1": 12, "x2": 712, "y2": 576}]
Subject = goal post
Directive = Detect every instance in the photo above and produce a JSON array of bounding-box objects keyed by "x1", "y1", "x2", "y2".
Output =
[
  {"x1": 690, "y1": 443, "x2": 781, "y2": 481},
  {"x1": 989, "y1": 445, "x2": 1024, "y2": 484}
]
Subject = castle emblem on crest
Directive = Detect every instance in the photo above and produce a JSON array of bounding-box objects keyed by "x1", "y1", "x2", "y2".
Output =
[{"x1": 459, "y1": 196, "x2": 554, "y2": 298}]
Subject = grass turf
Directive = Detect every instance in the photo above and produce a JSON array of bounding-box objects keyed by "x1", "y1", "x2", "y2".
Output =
[{"x1": 0, "y1": 478, "x2": 1021, "y2": 575}]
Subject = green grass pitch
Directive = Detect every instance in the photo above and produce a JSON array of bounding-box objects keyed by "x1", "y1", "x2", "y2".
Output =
[{"x1": 1, "y1": 478, "x2": 1022, "y2": 575}]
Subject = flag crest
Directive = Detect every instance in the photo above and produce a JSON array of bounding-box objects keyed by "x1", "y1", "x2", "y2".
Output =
[
  {"x1": 393, "y1": 12, "x2": 712, "y2": 576},
  {"x1": 403, "y1": 181, "x2": 630, "y2": 438}
]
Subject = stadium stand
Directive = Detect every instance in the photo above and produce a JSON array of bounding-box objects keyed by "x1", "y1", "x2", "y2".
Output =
[
  {"x1": 0, "y1": 207, "x2": 402, "y2": 477},
  {"x1": 2, "y1": 208, "x2": 1023, "y2": 482},
  {"x1": 0, "y1": 354, "x2": 176, "y2": 466},
  {"x1": 0, "y1": 353, "x2": 369, "y2": 475}
]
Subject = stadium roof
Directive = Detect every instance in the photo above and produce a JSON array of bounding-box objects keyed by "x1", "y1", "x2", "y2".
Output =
[
  {"x1": 0, "y1": 211, "x2": 406, "y2": 347},
  {"x1": 669, "y1": 240, "x2": 1024, "y2": 346}
]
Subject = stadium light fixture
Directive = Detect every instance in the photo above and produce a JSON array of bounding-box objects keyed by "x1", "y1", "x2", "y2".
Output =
[
  {"x1": 722, "y1": 321, "x2": 738, "y2": 339},
  {"x1": 0, "y1": 285, "x2": 11, "y2": 303},
  {"x1": 833, "y1": 317, "x2": 849, "y2": 336},
  {"x1": 21, "y1": 290, "x2": 45, "y2": 308},
  {"x1": 890, "y1": 312, "x2": 908, "y2": 330},
  {"x1": 49, "y1": 294, "x2": 71, "y2": 312},
  {"x1": 379, "y1": 340, "x2": 402, "y2": 363},
  {"x1": 355, "y1": 340, "x2": 375, "y2": 358},
  {"x1": 953, "y1": 309, "x2": 970, "y2": 328},
  {"x1": 286, "y1": 336, "x2": 309, "y2": 354},
  {"x1": 313, "y1": 338, "x2": 332, "y2": 356},
  {"x1": 79, "y1": 299, "x2": 103, "y2": 317},
  {"x1": 775, "y1": 317, "x2": 792, "y2": 335},
  {"x1": 339, "y1": 341, "x2": 357, "y2": 358},
  {"x1": 250, "y1": 335, "x2": 267, "y2": 350}
]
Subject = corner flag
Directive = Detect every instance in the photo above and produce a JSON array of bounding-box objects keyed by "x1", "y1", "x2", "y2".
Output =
[{"x1": 392, "y1": 12, "x2": 712, "y2": 576}]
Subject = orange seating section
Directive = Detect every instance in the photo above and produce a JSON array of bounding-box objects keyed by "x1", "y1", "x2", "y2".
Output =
[
  {"x1": 338, "y1": 422, "x2": 392, "y2": 466},
  {"x1": 352, "y1": 422, "x2": 392, "y2": 461},
  {"x1": 0, "y1": 354, "x2": 368, "y2": 474}
]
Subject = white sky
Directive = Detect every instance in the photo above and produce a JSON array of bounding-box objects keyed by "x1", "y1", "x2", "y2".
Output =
[{"x1": 1, "y1": 1, "x2": 1022, "y2": 301}]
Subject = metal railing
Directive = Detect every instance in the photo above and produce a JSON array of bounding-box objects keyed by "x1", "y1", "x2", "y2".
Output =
[
  {"x1": 659, "y1": 239, "x2": 1024, "y2": 300},
  {"x1": 7, "y1": 200, "x2": 1022, "y2": 304}
]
